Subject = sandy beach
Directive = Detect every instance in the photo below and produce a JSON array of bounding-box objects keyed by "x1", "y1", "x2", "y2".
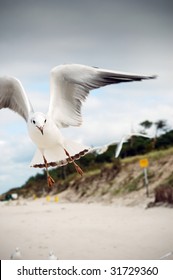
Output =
[{"x1": 0, "y1": 197, "x2": 173, "y2": 260}]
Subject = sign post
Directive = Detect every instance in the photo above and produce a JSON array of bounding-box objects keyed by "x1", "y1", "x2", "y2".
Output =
[{"x1": 139, "y1": 158, "x2": 149, "y2": 197}]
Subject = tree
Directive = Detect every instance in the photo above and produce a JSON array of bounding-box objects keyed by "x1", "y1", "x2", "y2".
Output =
[
  {"x1": 153, "y1": 120, "x2": 168, "y2": 148},
  {"x1": 140, "y1": 120, "x2": 153, "y2": 134},
  {"x1": 154, "y1": 120, "x2": 168, "y2": 137}
]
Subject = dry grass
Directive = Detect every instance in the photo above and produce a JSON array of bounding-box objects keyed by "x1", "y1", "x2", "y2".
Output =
[{"x1": 121, "y1": 147, "x2": 173, "y2": 164}]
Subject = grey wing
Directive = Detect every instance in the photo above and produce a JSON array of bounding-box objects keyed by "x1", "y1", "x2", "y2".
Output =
[
  {"x1": 0, "y1": 76, "x2": 33, "y2": 122},
  {"x1": 48, "y1": 64, "x2": 156, "y2": 128}
]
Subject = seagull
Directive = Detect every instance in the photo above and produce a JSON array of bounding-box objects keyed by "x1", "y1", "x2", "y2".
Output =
[
  {"x1": 48, "y1": 250, "x2": 58, "y2": 260},
  {"x1": 0, "y1": 64, "x2": 156, "y2": 187},
  {"x1": 115, "y1": 132, "x2": 152, "y2": 158},
  {"x1": 10, "y1": 247, "x2": 22, "y2": 259}
]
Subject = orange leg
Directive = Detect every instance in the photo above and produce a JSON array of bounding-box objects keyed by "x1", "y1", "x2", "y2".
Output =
[
  {"x1": 64, "y1": 149, "x2": 83, "y2": 176},
  {"x1": 43, "y1": 156, "x2": 55, "y2": 187}
]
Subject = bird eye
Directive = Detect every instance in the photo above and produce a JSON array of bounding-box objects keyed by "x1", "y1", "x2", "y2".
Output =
[
  {"x1": 33, "y1": 120, "x2": 36, "y2": 124},
  {"x1": 44, "y1": 119, "x2": 47, "y2": 123}
]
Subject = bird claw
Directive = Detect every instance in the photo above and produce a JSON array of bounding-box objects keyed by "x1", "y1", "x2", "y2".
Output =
[
  {"x1": 64, "y1": 148, "x2": 84, "y2": 176},
  {"x1": 75, "y1": 164, "x2": 83, "y2": 176},
  {"x1": 47, "y1": 175, "x2": 55, "y2": 187}
]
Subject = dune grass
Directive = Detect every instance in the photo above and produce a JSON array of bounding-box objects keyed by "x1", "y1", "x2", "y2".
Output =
[{"x1": 121, "y1": 146, "x2": 173, "y2": 164}]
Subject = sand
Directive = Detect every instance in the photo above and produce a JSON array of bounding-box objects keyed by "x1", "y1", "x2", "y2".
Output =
[{"x1": 0, "y1": 197, "x2": 173, "y2": 260}]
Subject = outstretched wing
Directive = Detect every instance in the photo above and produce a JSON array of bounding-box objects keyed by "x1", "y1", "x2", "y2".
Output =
[
  {"x1": 129, "y1": 132, "x2": 152, "y2": 138},
  {"x1": 115, "y1": 136, "x2": 126, "y2": 158},
  {"x1": 115, "y1": 133, "x2": 152, "y2": 158},
  {"x1": 89, "y1": 140, "x2": 119, "y2": 155},
  {"x1": 0, "y1": 76, "x2": 33, "y2": 122},
  {"x1": 48, "y1": 64, "x2": 156, "y2": 128}
]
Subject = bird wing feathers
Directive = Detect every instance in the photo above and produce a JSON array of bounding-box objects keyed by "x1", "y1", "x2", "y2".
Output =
[
  {"x1": 115, "y1": 133, "x2": 151, "y2": 158},
  {"x1": 48, "y1": 64, "x2": 156, "y2": 128},
  {"x1": 0, "y1": 76, "x2": 33, "y2": 121}
]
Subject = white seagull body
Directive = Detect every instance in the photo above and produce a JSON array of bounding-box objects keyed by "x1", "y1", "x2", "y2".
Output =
[
  {"x1": 10, "y1": 247, "x2": 22, "y2": 260},
  {"x1": 48, "y1": 250, "x2": 58, "y2": 260},
  {"x1": 0, "y1": 64, "x2": 156, "y2": 186}
]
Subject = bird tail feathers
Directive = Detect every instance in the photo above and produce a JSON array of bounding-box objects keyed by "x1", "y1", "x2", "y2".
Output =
[{"x1": 30, "y1": 139, "x2": 89, "y2": 168}]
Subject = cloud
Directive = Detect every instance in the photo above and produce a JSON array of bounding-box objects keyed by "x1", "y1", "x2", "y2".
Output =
[{"x1": 0, "y1": 133, "x2": 38, "y2": 194}]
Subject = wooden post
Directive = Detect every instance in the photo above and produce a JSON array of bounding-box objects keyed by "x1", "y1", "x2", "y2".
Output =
[
  {"x1": 143, "y1": 167, "x2": 149, "y2": 197},
  {"x1": 139, "y1": 158, "x2": 149, "y2": 197}
]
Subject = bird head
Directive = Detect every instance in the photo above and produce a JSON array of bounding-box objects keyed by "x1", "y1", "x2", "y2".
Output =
[{"x1": 29, "y1": 112, "x2": 47, "y2": 135}]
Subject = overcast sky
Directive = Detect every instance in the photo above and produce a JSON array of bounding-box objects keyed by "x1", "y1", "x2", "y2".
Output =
[{"x1": 0, "y1": 0, "x2": 173, "y2": 194}]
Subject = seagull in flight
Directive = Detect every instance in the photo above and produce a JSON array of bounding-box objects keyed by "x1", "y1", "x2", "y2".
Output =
[
  {"x1": 115, "y1": 132, "x2": 152, "y2": 158},
  {"x1": 90, "y1": 141, "x2": 119, "y2": 155},
  {"x1": 90, "y1": 132, "x2": 151, "y2": 157},
  {"x1": 0, "y1": 64, "x2": 156, "y2": 187}
]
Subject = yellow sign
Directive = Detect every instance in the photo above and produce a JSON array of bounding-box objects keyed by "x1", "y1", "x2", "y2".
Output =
[{"x1": 139, "y1": 158, "x2": 149, "y2": 168}]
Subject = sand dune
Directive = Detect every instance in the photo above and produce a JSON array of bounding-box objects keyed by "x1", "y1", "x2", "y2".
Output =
[{"x1": 0, "y1": 198, "x2": 173, "y2": 260}]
